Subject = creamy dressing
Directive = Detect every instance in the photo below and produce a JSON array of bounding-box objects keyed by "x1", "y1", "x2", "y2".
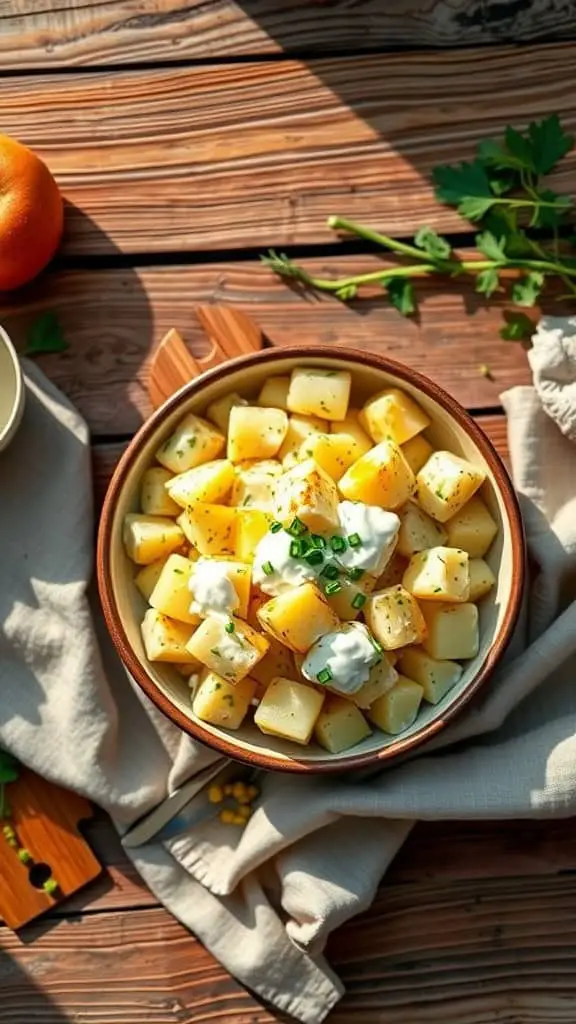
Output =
[
  {"x1": 188, "y1": 558, "x2": 239, "y2": 618},
  {"x1": 335, "y1": 501, "x2": 400, "y2": 576},
  {"x1": 252, "y1": 529, "x2": 320, "y2": 595},
  {"x1": 301, "y1": 622, "x2": 379, "y2": 694}
]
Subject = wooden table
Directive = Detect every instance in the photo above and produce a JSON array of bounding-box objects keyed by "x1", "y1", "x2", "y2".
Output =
[{"x1": 2, "y1": 3, "x2": 576, "y2": 1021}]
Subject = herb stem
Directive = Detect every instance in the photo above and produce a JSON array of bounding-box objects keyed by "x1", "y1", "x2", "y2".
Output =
[{"x1": 327, "y1": 216, "x2": 428, "y2": 260}]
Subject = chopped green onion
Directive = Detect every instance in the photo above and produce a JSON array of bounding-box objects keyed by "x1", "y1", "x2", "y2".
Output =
[
  {"x1": 310, "y1": 535, "x2": 326, "y2": 549},
  {"x1": 324, "y1": 580, "x2": 342, "y2": 596},
  {"x1": 347, "y1": 567, "x2": 365, "y2": 582},
  {"x1": 288, "y1": 517, "x2": 307, "y2": 537},
  {"x1": 351, "y1": 592, "x2": 366, "y2": 609},
  {"x1": 317, "y1": 667, "x2": 332, "y2": 684},
  {"x1": 289, "y1": 539, "x2": 303, "y2": 558},
  {"x1": 270, "y1": 521, "x2": 282, "y2": 533},
  {"x1": 262, "y1": 561, "x2": 274, "y2": 576},
  {"x1": 225, "y1": 621, "x2": 235, "y2": 634},
  {"x1": 348, "y1": 533, "x2": 362, "y2": 548},
  {"x1": 320, "y1": 564, "x2": 339, "y2": 580},
  {"x1": 371, "y1": 637, "x2": 384, "y2": 655},
  {"x1": 304, "y1": 549, "x2": 324, "y2": 566},
  {"x1": 330, "y1": 535, "x2": 347, "y2": 553}
]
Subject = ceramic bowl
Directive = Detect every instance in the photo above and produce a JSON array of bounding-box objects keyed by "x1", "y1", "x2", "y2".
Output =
[
  {"x1": 97, "y1": 346, "x2": 525, "y2": 773},
  {"x1": 0, "y1": 326, "x2": 24, "y2": 452}
]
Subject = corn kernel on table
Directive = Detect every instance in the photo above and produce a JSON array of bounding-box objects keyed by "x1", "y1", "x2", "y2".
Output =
[{"x1": 3, "y1": 3, "x2": 576, "y2": 1021}]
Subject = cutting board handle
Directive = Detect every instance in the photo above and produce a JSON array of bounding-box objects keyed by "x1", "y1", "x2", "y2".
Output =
[{"x1": 148, "y1": 305, "x2": 263, "y2": 410}]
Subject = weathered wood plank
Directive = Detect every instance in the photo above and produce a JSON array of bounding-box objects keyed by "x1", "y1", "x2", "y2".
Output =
[
  {"x1": 8, "y1": 259, "x2": 531, "y2": 435},
  {"x1": 2, "y1": 1, "x2": 575, "y2": 68},
  {"x1": 3, "y1": 45, "x2": 576, "y2": 253},
  {"x1": 4, "y1": 873, "x2": 576, "y2": 1023}
]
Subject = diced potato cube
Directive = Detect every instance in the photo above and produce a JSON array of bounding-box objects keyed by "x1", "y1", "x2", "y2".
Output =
[
  {"x1": 230, "y1": 459, "x2": 283, "y2": 512},
  {"x1": 274, "y1": 458, "x2": 339, "y2": 532},
  {"x1": 227, "y1": 406, "x2": 288, "y2": 463},
  {"x1": 399, "y1": 647, "x2": 462, "y2": 705},
  {"x1": 235, "y1": 509, "x2": 272, "y2": 562},
  {"x1": 192, "y1": 671, "x2": 256, "y2": 730},
  {"x1": 278, "y1": 414, "x2": 325, "y2": 470},
  {"x1": 374, "y1": 551, "x2": 408, "y2": 589},
  {"x1": 401, "y1": 435, "x2": 434, "y2": 475},
  {"x1": 445, "y1": 496, "x2": 498, "y2": 557},
  {"x1": 299, "y1": 432, "x2": 366, "y2": 482},
  {"x1": 367, "y1": 676, "x2": 424, "y2": 735},
  {"x1": 134, "y1": 558, "x2": 167, "y2": 601},
  {"x1": 468, "y1": 558, "x2": 496, "y2": 602},
  {"x1": 156, "y1": 413, "x2": 225, "y2": 474},
  {"x1": 179, "y1": 503, "x2": 236, "y2": 556},
  {"x1": 140, "y1": 467, "x2": 180, "y2": 516},
  {"x1": 416, "y1": 451, "x2": 486, "y2": 523},
  {"x1": 349, "y1": 657, "x2": 398, "y2": 709},
  {"x1": 123, "y1": 514, "x2": 185, "y2": 565},
  {"x1": 257, "y1": 376, "x2": 290, "y2": 410},
  {"x1": 420, "y1": 602, "x2": 479, "y2": 660},
  {"x1": 206, "y1": 391, "x2": 247, "y2": 434},
  {"x1": 186, "y1": 615, "x2": 269, "y2": 684},
  {"x1": 330, "y1": 409, "x2": 372, "y2": 456},
  {"x1": 257, "y1": 582, "x2": 340, "y2": 653},
  {"x1": 364, "y1": 585, "x2": 427, "y2": 650},
  {"x1": 359, "y1": 388, "x2": 430, "y2": 446},
  {"x1": 149, "y1": 554, "x2": 201, "y2": 625},
  {"x1": 396, "y1": 502, "x2": 447, "y2": 559},
  {"x1": 339, "y1": 441, "x2": 415, "y2": 510},
  {"x1": 403, "y1": 546, "x2": 470, "y2": 603},
  {"x1": 141, "y1": 608, "x2": 196, "y2": 662},
  {"x1": 254, "y1": 676, "x2": 325, "y2": 745},
  {"x1": 166, "y1": 460, "x2": 235, "y2": 507},
  {"x1": 314, "y1": 694, "x2": 371, "y2": 753},
  {"x1": 287, "y1": 368, "x2": 351, "y2": 421},
  {"x1": 249, "y1": 637, "x2": 295, "y2": 691},
  {"x1": 325, "y1": 575, "x2": 377, "y2": 622}
]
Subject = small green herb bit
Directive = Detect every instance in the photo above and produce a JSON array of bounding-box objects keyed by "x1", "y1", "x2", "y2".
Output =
[
  {"x1": 270, "y1": 521, "x2": 283, "y2": 533},
  {"x1": 352, "y1": 592, "x2": 366, "y2": 609},
  {"x1": 305, "y1": 549, "x2": 324, "y2": 566},
  {"x1": 309, "y1": 535, "x2": 326, "y2": 549},
  {"x1": 330, "y1": 535, "x2": 347, "y2": 553},
  {"x1": 320, "y1": 563, "x2": 339, "y2": 580},
  {"x1": 43, "y1": 878, "x2": 59, "y2": 896},
  {"x1": 347, "y1": 567, "x2": 365, "y2": 581},
  {"x1": 317, "y1": 667, "x2": 333, "y2": 684},
  {"x1": 288, "y1": 518, "x2": 307, "y2": 537},
  {"x1": 225, "y1": 621, "x2": 235, "y2": 634},
  {"x1": 289, "y1": 539, "x2": 304, "y2": 559},
  {"x1": 347, "y1": 533, "x2": 362, "y2": 548},
  {"x1": 324, "y1": 580, "x2": 342, "y2": 595},
  {"x1": 24, "y1": 312, "x2": 69, "y2": 357},
  {"x1": 262, "y1": 560, "x2": 274, "y2": 576}
]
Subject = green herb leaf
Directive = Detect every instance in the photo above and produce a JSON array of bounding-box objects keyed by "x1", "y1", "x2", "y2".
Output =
[
  {"x1": 475, "y1": 231, "x2": 508, "y2": 262},
  {"x1": 511, "y1": 271, "x2": 544, "y2": 307},
  {"x1": 0, "y1": 751, "x2": 19, "y2": 785},
  {"x1": 477, "y1": 136, "x2": 526, "y2": 174},
  {"x1": 475, "y1": 268, "x2": 500, "y2": 298},
  {"x1": 432, "y1": 160, "x2": 496, "y2": 220},
  {"x1": 529, "y1": 189, "x2": 572, "y2": 229},
  {"x1": 528, "y1": 113, "x2": 574, "y2": 176},
  {"x1": 385, "y1": 278, "x2": 415, "y2": 316},
  {"x1": 413, "y1": 226, "x2": 452, "y2": 260},
  {"x1": 503, "y1": 125, "x2": 536, "y2": 173},
  {"x1": 499, "y1": 311, "x2": 536, "y2": 342},
  {"x1": 24, "y1": 312, "x2": 69, "y2": 357}
]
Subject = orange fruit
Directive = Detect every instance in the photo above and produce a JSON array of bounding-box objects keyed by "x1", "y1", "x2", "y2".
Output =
[{"x1": 0, "y1": 135, "x2": 63, "y2": 292}]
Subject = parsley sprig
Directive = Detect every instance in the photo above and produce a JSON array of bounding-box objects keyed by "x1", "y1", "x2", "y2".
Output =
[{"x1": 262, "y1": 114, "x2": 576, "y2": 341}]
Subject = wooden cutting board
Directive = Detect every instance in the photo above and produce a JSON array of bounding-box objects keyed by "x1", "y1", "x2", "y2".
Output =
[
  {"x1": 0, "y1": 770, "x2": 101, "y2": 929},
  {"x1": 148, "y1": 304, "x2": 263, "y2": 408}
]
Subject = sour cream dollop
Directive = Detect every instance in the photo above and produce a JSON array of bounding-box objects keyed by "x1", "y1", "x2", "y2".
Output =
[
  {"x1": 301, "y1": 622, "x2": 379, "y2": 694},
  {"x1": 252, "y1": 529, "x2": 320, "y2": 596},
  {"x1": 336, "y1": 501, "x2": 400, "y2": 577},
  {"x1": 188, "y1": 558, "x2": 239, "y2": 618}
]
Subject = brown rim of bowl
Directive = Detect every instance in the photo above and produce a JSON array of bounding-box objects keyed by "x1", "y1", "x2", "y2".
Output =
[{"x1": 97, "y1": 345, "x2": 526, "y2": 773}]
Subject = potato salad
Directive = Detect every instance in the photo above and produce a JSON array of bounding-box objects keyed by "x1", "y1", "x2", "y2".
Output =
[{"x1": 123, "y1": 367, "x2": 498, "y2": 754}]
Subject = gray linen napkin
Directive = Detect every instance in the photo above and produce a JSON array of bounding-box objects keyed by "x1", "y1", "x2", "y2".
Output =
[{"x1": 2, "y1": 325, "x2": 576, "y2": 1022}]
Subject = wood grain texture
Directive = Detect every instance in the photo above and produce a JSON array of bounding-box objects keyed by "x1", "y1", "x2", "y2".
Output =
[
  {"x1": 4, "y1": 44, "x2": 576, "y2": 253},
  {"x1": 4, "y1": 871, "x2": 576, "y2": 1023},
  {"x1": 7, "y1": 259, "x2": 531, "y2": 435},
  {"x1": 2, "y1": 1, "x2": 575, "y2": 67}
]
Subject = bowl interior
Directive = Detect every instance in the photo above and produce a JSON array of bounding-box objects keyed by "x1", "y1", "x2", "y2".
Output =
[
  {"x1": 106, "y1": 352, "x2": 519, "y2": 769},
  {"x1": 0, "y1": 329, "x2": 23, "y2": 449}
]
